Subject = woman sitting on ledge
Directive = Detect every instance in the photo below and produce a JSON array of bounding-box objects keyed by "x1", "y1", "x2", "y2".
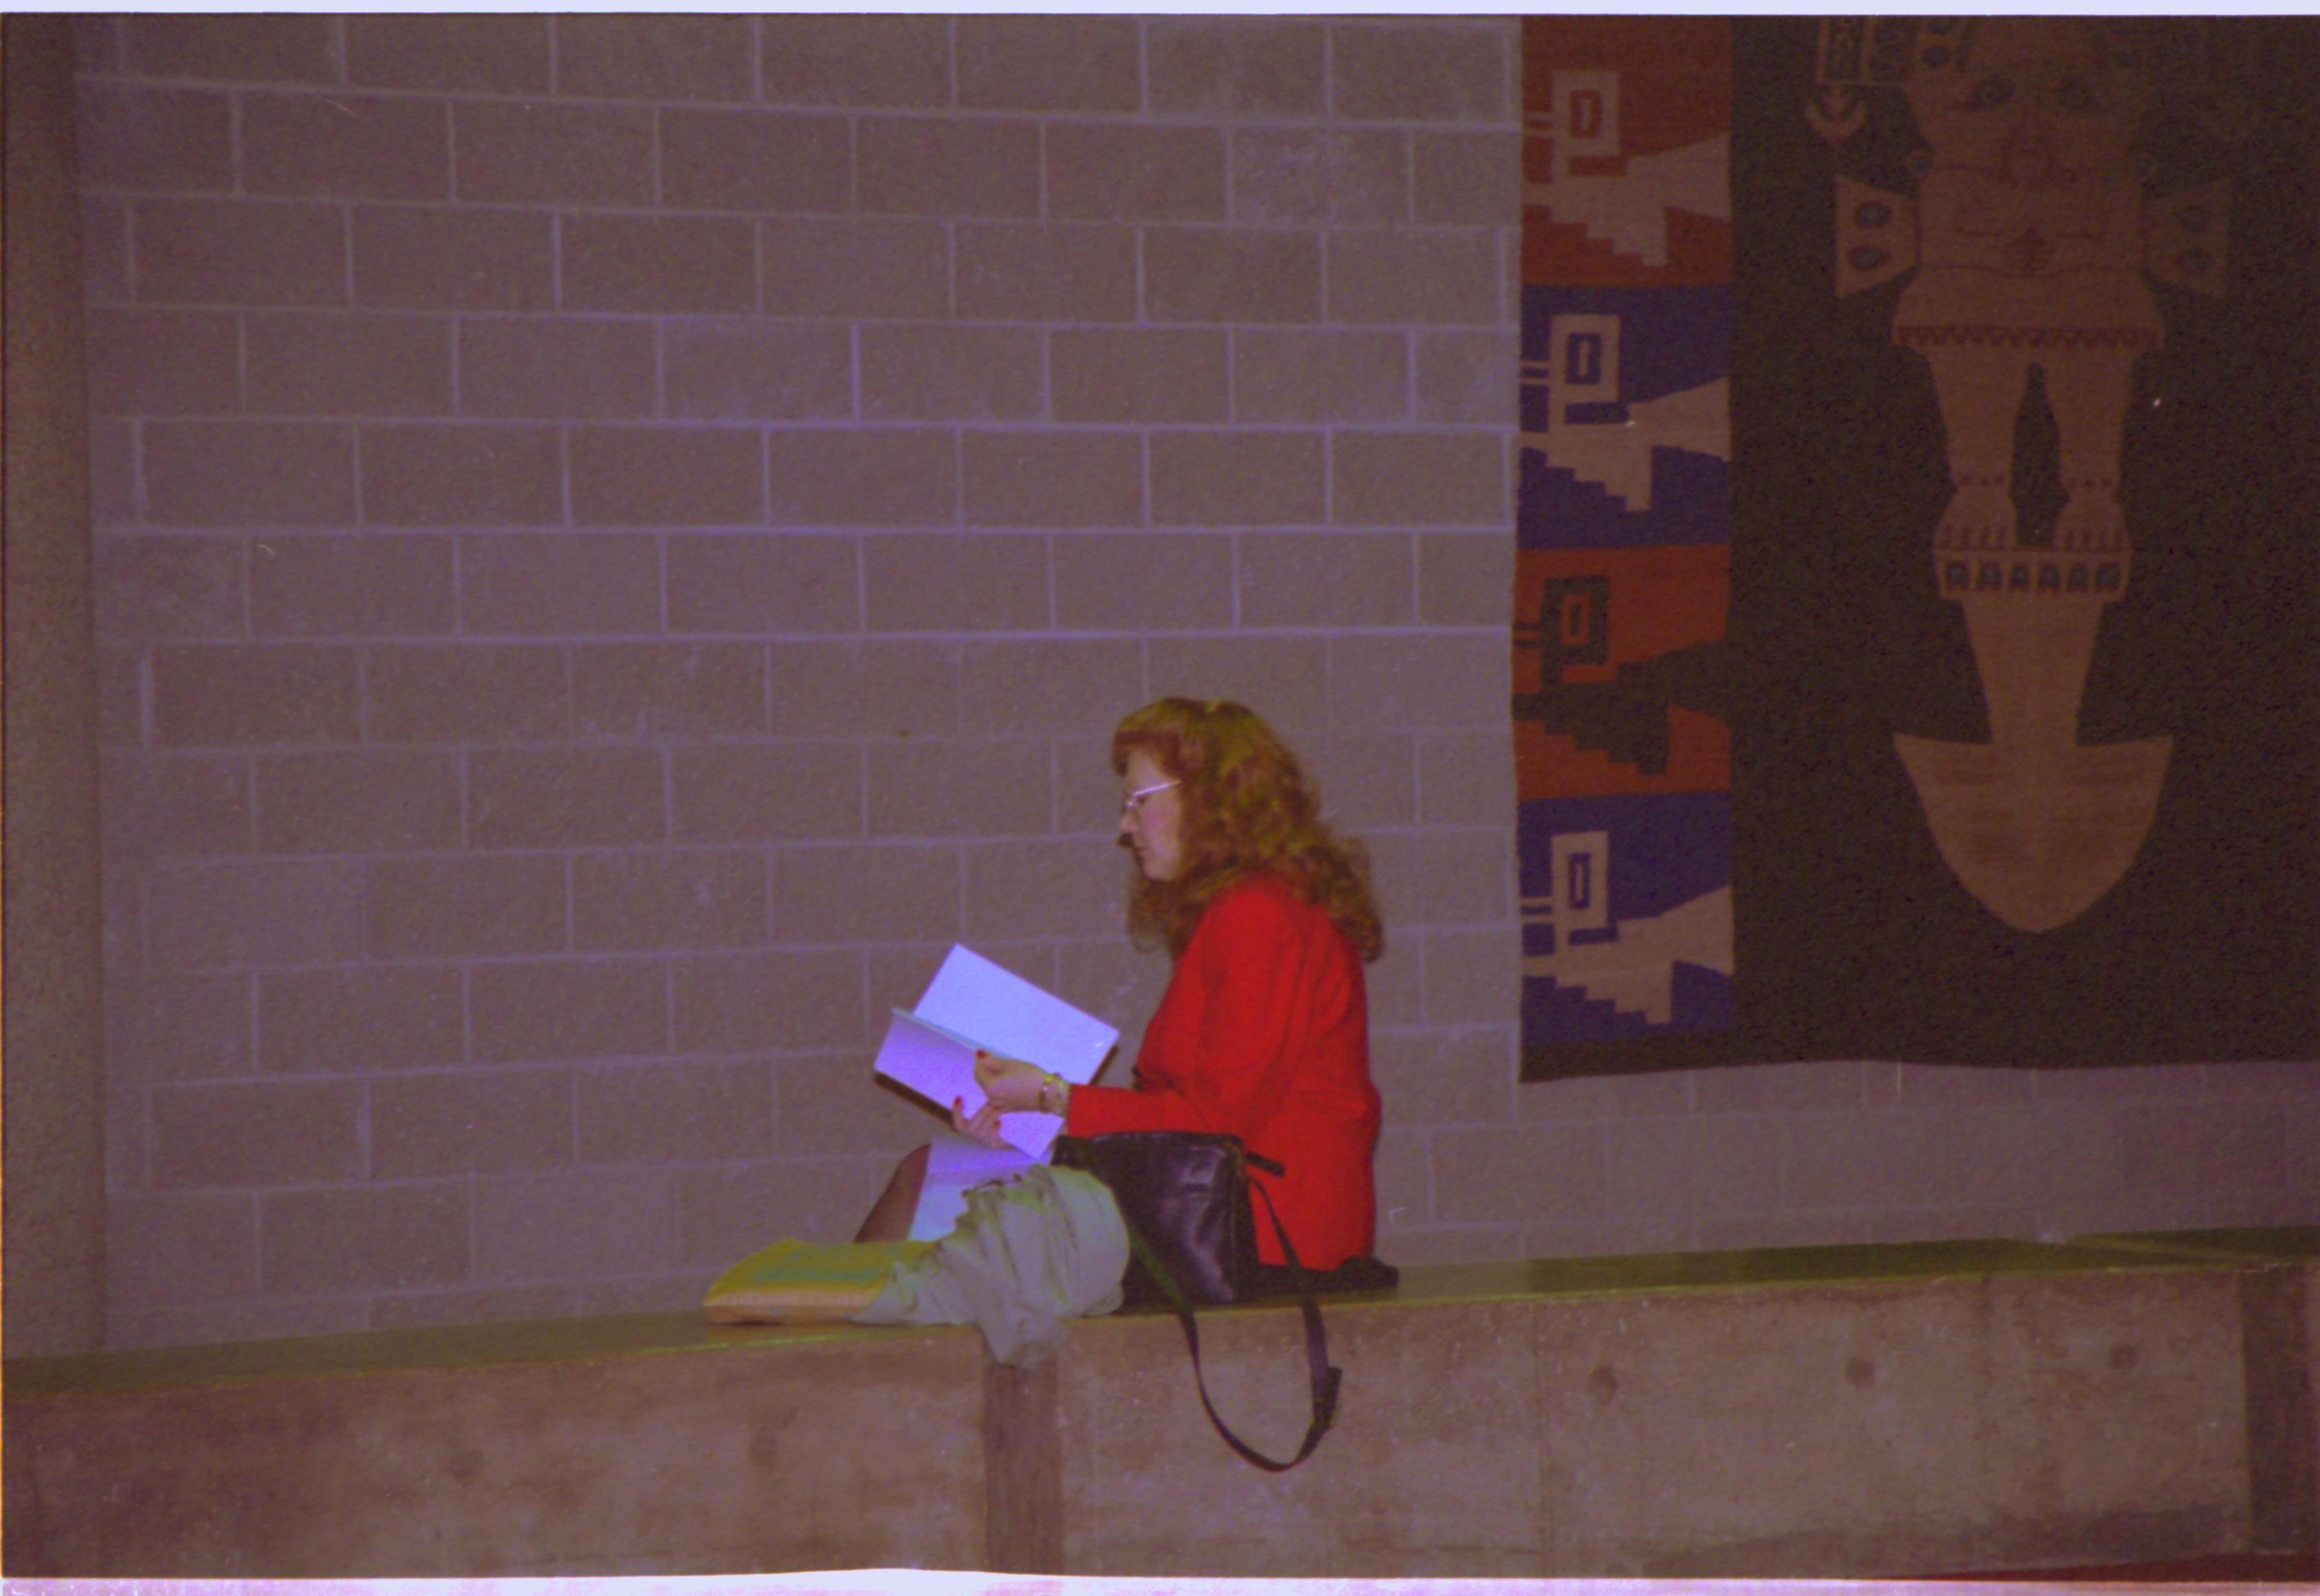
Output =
[{"x1": 858, "y1": 697, "x2": 1392, "y2": 1288}]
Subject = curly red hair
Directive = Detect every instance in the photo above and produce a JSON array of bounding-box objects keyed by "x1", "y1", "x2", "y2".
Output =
[{"x1": 1111, "y1": 697, "x2": 1383, "y2": 963}]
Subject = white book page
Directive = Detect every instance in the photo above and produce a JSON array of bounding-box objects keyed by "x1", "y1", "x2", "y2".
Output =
[
  {"x1": 913, "y1": 945, "x2": 1117, "y2": 1085},
  {"x1": 872, "y1": 1007, "x2": 980, "y2": 1114},
  {"x1": 908, "y1": 1137, "x2": 1039, "y2": 1241},
  {"x1": 871, "y1": 1008, "x2": 1065, "y2": 1160}
]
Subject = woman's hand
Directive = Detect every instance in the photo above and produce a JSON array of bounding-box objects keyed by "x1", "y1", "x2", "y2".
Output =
[
  {"x1": 973, "y1": 1050, "x2": 1052, "y2": 1115},
  {"x1": 950, "y1": 1052, "x2": 1063, "y2": 1148},
  {"x1": 950, "y1": 1095, "x2": 1006, "y2": 1149}
]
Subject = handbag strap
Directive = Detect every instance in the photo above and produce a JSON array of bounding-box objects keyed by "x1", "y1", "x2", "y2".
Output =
[{"x1": 1124, "y1": 1175, "x2": 1342, "y2": 1473}]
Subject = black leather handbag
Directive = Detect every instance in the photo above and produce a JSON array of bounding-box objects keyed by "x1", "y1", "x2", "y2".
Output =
[
  {"x1": 1053, "y1": 1130, "x2": 1263, "y2": 1307},
  {"x1": 1052, "y1": 1130, "x2": 1342, "y2": 1471}
]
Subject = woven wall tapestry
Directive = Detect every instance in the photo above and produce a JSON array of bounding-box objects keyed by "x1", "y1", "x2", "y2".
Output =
[{"x1": 1516, "y1": 17, "x2": 2318, "y2": 1080}]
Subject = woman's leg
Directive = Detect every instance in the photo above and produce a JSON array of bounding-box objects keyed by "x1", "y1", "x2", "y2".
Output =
[{"x1": 852, "y1": 1143, "x2": 930, "y2": 1243}]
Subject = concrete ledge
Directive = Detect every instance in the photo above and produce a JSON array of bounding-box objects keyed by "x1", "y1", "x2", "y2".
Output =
[
  {"x1": 2075, "y1": 1226, "x2": 2320, "y2": 1561},
  {"x1": 1057, "y1": 1242, "x2": 2260, "y2": 1576},
  {"x1": 7, "y1": 1231, "x2": 2315, "y2": 1577},
  {"x1": 3, "y1": 1315, "x2": 990, "y2": 1576}
]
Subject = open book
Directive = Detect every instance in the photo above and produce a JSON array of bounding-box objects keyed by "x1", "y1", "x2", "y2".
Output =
[
  {"x1": 873, "y1": 945, "x2": 1119, "y2": 1154},
  {"x1": 873, "y1": 945, "x2": 1119, "y2": 1237}
]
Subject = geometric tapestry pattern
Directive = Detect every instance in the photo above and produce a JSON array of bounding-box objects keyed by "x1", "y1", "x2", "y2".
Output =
[{"x1": 1518, "y1": 17, "x2": 2318, "y2": 1079}]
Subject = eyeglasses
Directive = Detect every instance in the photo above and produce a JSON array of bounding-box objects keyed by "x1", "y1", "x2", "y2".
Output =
[{"x1": 1120, "y1": 779, "x2": 1179, "y2": 820}]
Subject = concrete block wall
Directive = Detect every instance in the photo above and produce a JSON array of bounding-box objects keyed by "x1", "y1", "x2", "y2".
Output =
[{"x1": 73, "y1": 14, "x2": 2319, "y2": 1351}]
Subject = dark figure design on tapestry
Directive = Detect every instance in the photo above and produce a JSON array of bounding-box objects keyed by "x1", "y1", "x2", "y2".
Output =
[{"x1": 1809, "y1": 17, "x2": 2239, "y2": 932}]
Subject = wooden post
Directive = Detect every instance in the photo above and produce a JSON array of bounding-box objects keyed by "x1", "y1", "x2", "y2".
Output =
[{"x1": 982, "y1": 1353, "x2": 1065, "y2": 1573}]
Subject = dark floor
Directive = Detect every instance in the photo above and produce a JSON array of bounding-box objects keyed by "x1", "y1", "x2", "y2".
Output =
[{"x1": 1942, "y1": 1552, "x2": 2320, "y2": 1583}]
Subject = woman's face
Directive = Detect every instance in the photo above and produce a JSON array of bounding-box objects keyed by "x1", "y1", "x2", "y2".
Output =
[{"x1": 1117, "y1": 748, "x2": 1185, "y2": 882}]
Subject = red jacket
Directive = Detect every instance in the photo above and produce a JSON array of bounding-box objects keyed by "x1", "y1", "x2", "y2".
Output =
[{"x1": 1064, "y1": 875, "x2": 1380, "y2": 1269}]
